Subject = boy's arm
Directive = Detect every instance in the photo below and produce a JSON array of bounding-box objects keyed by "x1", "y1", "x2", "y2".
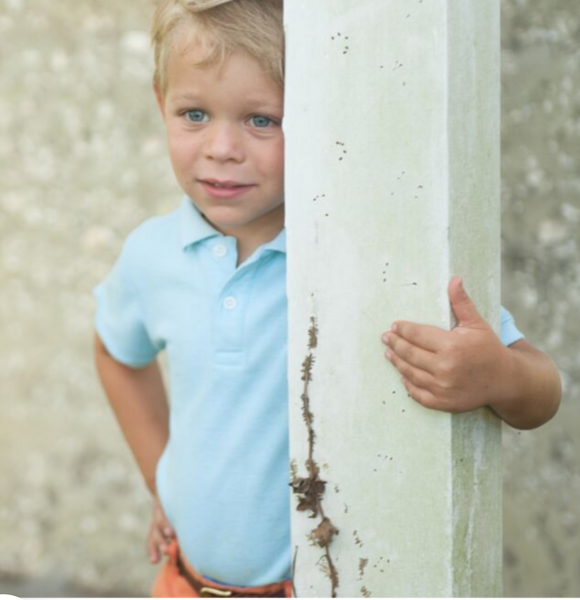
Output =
[
  {"x1": 487, "y1": 338, "x2": 561, "y2": 430},
  {"x1": 381, "y1": 277, "x2": 561, "y2": 430},
  {"x1": 94, "y1": 331, "x2": 169, "y2": 494}
]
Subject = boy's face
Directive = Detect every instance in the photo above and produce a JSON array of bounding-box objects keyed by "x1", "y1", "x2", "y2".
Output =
[{"x1": 156, "y1": 38, "x2": 285, "y2": 241}]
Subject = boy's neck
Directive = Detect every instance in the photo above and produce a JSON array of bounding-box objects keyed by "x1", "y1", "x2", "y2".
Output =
[
  {"x1": 202, "y1": 205, "x2": 285, "y2": 267},
  {"x1": 235, "y1": 223, "x2": 284, "y2": 267}
]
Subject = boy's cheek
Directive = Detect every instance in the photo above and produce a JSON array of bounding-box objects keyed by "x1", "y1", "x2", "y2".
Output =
[{"x1": 167, "y1": 140, "x2": 199, "y2": 175}]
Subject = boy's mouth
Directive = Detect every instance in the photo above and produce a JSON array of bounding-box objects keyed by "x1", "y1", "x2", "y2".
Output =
[
  {"x1": 200, "y1": 178, "x2": 253, "y2": 189},
  {"x1": 199, "y1": 179, "x2": 255, "y2": 199}
]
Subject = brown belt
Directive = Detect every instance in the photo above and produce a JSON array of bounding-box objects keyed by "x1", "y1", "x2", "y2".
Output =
[{"x1": 176, "y1": 553, "x2": 290, "y2": 598}]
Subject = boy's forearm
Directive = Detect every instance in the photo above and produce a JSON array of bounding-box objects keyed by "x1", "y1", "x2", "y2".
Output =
[
  {"x1": 489, "y1": 340, "x2": 561, "y2": 430},
  {"x1": 94, "y1": 332, "x2": 169, "y2": 494}
]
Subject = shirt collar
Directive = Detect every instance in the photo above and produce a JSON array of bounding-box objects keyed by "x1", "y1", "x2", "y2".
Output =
[
  {"x1": 179, "y1": 196, "x2": 286, "y2": 254},
  {"x1": 262, "y1": 227, "x2": 286, "y2": 254},
  {"x1": 179, "y1": 196, "x2": 222, "y2": 248}
]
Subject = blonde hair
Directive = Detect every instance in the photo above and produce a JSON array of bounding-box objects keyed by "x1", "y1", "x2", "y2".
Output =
[{"x1": 151, "y1": 0, "x2": 284, "y2": 96}]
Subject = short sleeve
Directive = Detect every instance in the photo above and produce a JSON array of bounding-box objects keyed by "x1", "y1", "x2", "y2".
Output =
[
  {"x1": 500, "y1": 306, "x2": 525, "y2": 347},
  {"x1": 94, "y1": 239, "x2": 160, "y2": 367}
]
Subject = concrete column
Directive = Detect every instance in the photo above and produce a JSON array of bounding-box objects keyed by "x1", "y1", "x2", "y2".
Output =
[{"x1": 284, "y1": 1, "x2": 501, "y2": 597}]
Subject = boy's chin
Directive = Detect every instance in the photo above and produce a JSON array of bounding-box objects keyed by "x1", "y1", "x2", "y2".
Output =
[
  {"x1": 200, "y1": 210, "x2": 251, "y2": 233},
  {"x1": 198, "y1": 202, "x2": 284, "y2": 236}
]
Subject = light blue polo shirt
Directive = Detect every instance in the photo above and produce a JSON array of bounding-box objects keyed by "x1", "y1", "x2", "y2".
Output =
[{"x1": 94, "y1": 196, "x2": 524, "y2": 586}]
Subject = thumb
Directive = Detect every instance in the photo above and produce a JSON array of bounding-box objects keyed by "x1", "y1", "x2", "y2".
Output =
[{"x1": 448, "y1": 276, "x2": 483, "y2": 327}]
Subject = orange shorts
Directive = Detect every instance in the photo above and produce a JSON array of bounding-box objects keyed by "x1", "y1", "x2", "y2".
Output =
[{"x1": 151, "y1": 539, "x2": 293, "y2": 598}]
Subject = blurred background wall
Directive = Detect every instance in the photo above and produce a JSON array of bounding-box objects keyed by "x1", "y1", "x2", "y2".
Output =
[{"x1": 0, "y1": 0, "x2": 578, "y2": 596}]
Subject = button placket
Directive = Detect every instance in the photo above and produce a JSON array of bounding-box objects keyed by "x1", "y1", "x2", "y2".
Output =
[{"x1": 214, "y1": 264, "x2": 258, "y2": 360}]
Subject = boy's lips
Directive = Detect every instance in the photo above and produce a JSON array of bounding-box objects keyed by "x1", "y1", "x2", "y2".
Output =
[
  {"x1": 200, "y1": 178, "x2": 253, "y2": 188},
  {"x1": 199, "y1": 179, "x2": 256, "y2": 199}
]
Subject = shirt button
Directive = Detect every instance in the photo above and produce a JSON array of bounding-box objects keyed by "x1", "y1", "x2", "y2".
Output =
[
  {"x1": 213, "y1": 244, "x2": 227, "y2": 258},
  {"x1": 224, "y1": 296, "x2": 237, "y2": 310}
]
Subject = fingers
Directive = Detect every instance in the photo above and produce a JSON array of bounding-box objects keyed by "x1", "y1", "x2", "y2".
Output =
[
  {"x1": 153, "y1": 495, "x2": 175, "y2": 540},
  {"x1": 383, "y1": 330, "x2": 437, "y2": 374},
  {"x1": 154, "y1": 509, "x2": 175, "y2": 537},
  {"x1": 147, "y1": 523, "x2": 167, "y2": 564},
  {"x1": 385, "y1": 345, "x2": 436, "y2": 390},
  {"x1": 387, "y1": 277, "x2": 486, "y2": 353},
  {"x1": 448, "y1": 276, "x2": 483, "y2": 327},
  {"x1": 388, "y1": 321, "x2": 448, "y2": 353},
  {"x1": 401, "y1": 377, "x2": 441, "y2": 411},
  {"x1": 147, "y1": 499, "x2": 176, "y2": 564},
  {"x1": 147, "y1": 525, "x2": 175, "y2": 564}
]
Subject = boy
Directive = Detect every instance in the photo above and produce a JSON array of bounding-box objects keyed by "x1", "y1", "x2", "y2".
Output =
[{"x1": 93, "y1": 0, "x2": 561, "y2": 597}]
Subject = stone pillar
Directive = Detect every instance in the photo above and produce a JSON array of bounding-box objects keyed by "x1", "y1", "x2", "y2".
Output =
[{"x1": 284, "y1": 1, "x2": 501, "y2": 597}]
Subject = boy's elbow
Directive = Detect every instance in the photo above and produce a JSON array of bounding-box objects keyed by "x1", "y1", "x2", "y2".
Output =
[
  {"x1": 506, "y1": 340, "x2": 562, "y2": 429},
  {"x1": 530, "y1": 346, "x2": 562, "y2": 426},
  {"x1": 533, "y1": 359, "x2": 562, "y2": 429},
  {"x1": 545, "y1": 357, "x2": 562, "y2": 423}
]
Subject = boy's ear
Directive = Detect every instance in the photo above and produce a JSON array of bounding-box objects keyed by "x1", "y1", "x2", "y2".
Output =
[{"x1": 153, "y1": 82, "x2": 166, "y2": 118}]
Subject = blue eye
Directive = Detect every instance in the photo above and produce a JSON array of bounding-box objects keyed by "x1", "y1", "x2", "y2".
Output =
[
  {"x1": 251, "y1": 115, "x2": 273, "y2": 128},
  {"x1": 185, "y1": 110, "x2": 207, "y2": 123}
]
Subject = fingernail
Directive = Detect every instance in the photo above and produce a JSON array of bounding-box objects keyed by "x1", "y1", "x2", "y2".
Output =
[
  {"x1": 386, "y1": 350, "x2": 393, "y2": 361},
  {"x1": 381, "y1": 333, "x2": 389, "y2": 343},
  {"x1": 391, "y1": 323, "x2": 398, "y2": 332},
  {"x1": 164, "y1": 527, "x2": 173, "y2": 537}
]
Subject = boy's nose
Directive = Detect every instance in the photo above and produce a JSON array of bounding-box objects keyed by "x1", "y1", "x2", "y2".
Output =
[{"x1": 204, "y1": 123, "x2": 245, "y2": 163}]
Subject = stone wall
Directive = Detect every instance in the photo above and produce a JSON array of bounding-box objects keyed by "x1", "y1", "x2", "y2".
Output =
[
  {"x1": 0, "y1": 0, "x2": 578, "y2": 596},
  {"x1": 501, "y1": 1, "x2": 580, "y2": 596}
]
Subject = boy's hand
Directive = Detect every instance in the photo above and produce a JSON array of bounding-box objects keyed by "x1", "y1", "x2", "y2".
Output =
[
  {"x1": 147, "y1": 494, "x2": 175, "y2": 564},
  {"x1": 381, "y1": 276, "x2": 510, "y2": 414}
]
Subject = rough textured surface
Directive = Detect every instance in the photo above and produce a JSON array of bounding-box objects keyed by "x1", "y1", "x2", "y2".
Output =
[
  {"x1": 0, "y1": 0, "x2": 174, "y2": 596},
  {"x1": 0, "y1": 0, "x2": 578, "y2": 596},
  {"x1": 501, "y1": 1, "x2": 580, "y2": 597}
]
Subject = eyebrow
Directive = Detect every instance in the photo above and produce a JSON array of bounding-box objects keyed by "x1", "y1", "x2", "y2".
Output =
[{"x1": 171, "y1": 93, "x2": 282, "y2": 112}]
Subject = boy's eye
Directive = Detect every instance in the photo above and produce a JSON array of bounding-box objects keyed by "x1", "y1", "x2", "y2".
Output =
[
  {"x1": 251, "y1": 115, "x2": 274, "y2": 128},
  {"x1": 184, "y1": 110, "x2": 208, "y2": 123}
]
